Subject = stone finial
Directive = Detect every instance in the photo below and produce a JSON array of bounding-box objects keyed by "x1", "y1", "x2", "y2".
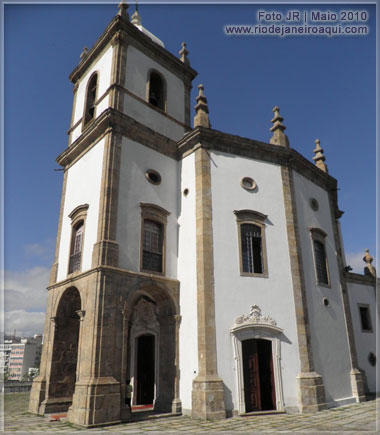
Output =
[
  {"x1": 194, "y1": 84, "x2": 211, "y2": 128},
  {"x1": 313, "y1": 139, "x2": 329, "y2": 173},
  {"x1": 363, "y1": 249, "x2": 376, "y2": 277},
  {"x1": 179, "y1": 42, "x2": 190, "y2": 65},
  {"x1": 270, "y1": 106, "x2": 289, "y2": 147},
  {"x1": 80, "y1": 46, "x2": 89, "y2": 61},
  {"x1": 131, "y1": 9, "x2": 142, "y2": 26},
  {"x1": 118, "y1": 0, "x2": 129, "y2": 20}
]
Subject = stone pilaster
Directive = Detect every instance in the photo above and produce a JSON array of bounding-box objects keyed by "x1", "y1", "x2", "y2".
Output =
[
  {"x1": 328, "y1": 192, "x2": 366, "y2": 402},
  {"x1": 192, "y1": 145, "x2": 226, "y2": 420},
  {"x1": 281, "y1": 165, "x2": 327, "y2": 412},
  {"x1": 172, "y1": 314, "x2": 182, "y2": 414},
  {"x1": 92, "y1": 132, "x2": 122, "y2": 267}
]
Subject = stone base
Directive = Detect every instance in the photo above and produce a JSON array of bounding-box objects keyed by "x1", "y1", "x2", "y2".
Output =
[
  {"x1": 171, "y1": 398, "x2": 182, "y2": 414},
  {"x1": 92, "y1": 240, "x2": 119, "y2": 267},
  {"x1": 28, "y1": 376, "x2": 46, "y2": 414},
  {"x1": 297, "y1": 371, "x2": 327, "y2": 412},
  {"x1": 191, "y1": 376, "x2": 226, "y2": 420},
  {"x1": 39, "y1": 397, "x2": 72, "y2": 414},
  {"x1": 350, "y1": 368, "x2": 367, "y2": 402},
  {"x1": 120, "y1": 404, "x2": 132, "y2": 421},
  {"x1": 67, "y1": 377, "x2": 121, "y2": 427}
]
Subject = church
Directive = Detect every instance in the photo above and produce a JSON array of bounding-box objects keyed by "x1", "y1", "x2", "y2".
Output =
[{"x1": 29, "y1": 2, "x2": 377, "y2": 427}]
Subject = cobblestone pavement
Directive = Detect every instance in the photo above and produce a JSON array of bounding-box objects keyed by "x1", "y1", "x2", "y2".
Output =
[{"x1": 2, "y1": 393, "x2": 379, "y2": 434}]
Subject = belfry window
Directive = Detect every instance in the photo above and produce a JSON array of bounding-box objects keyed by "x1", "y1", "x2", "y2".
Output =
[
  {"x1": 139, "y1": 203, "x2": 170, "y2": 275},
  {"x1": 234, "y1": 210, "x2": 269, "y2": 277},
  {"x1": 148, "y1": 71, "x2": 166, "y2": 111},
  {"x1": 69, "y1": 221, "x2": 83, "y2": 274},
  {"x1": 84, "y1": 73, "x2": 98, "y2": 126},
  {"x1": 309, "y1": 228, "x2": 330, "y2": 286},
  {"x1": 142, "y1": 220, "x2": 163, "y2": 272}
]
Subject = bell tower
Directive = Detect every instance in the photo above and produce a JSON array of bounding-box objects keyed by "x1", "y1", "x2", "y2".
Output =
[{"x1": 29, "y1": 2, "x2": 197, "y2": 427}]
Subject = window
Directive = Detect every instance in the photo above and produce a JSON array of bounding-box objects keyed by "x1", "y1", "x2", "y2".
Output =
[
  {"x1": 234, "y1": 210, "x2": 268, "y2": 277},
  {"x1": 148, "y1": 71, "x2": 166, "y2": 111},
  {"x1": 143, "y1": 220, "x2": 163, "y2": 272},
  {"x1": 140, "y1": 203, "x2": 170, "y2": 275},
  {"x1": 68, "y1": 204, "x2": 88, "y2": 275},
  {"x1": 358, "y1": 305, "x2": 372, "y2": 332},
  {"x1": 309, "y1": 228, "x2": 330, "y2": 286},
  {"x1": 69, "y1": 222, "x2": 83, "y2": 274},
  {"x1": 83, "y1": 73, "x2": 98, "y2": 126}
]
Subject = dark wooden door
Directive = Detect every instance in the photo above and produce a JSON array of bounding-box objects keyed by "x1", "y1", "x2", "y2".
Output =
[
  {"x1": 242, "y1": 339, "x2": 261, "y2": 412},
  {"x1": 136, "y1": 334, "x2": 155, "y2": 404}
]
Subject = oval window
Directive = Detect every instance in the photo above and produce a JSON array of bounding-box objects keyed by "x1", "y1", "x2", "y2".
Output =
[
  {"x1": 145, "y1": 169, "x2": 161, "y2": 185},
  {"x1": 241, "y1": 177, "x2": 257, "y2": 191}
]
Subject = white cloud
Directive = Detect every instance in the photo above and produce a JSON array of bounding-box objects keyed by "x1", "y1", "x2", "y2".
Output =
[
  {"x1": 3, "y1": 267, "x2": 49, "y2": 336},
  {"x1": 4, "y1": 310, "x2": 46, "y2": 337},
  {"x1": 345, "y1": 251, "x2": 366, "y2": 274},
  {"x1": 24, "y1": 239, "x2": 55, "y2": 262}
]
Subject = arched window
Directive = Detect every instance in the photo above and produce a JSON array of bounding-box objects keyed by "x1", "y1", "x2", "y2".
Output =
[
  {"x1": 69, "y1": 221, "x2": 84, "y2": 274},
  {"x1": 148, "y1": 71, "x2": 166, "y2": 111},
  {"x1": 83, "y1": 73, "x2": 98, "y2": 126}
]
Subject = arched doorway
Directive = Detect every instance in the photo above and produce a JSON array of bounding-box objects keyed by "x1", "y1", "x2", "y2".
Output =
[{"x1": 50, "y1": 287, "x2": 81, "y2": 404}]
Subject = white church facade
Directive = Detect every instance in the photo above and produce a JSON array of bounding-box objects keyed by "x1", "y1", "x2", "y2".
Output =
[{"x1": 29, "y1": 3, "x2": 377, "y2": 427}]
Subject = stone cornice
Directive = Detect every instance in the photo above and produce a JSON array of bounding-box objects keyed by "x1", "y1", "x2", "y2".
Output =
[
  {"x1": 70, "y1": 15, "x2": 197, "y2": 84},
  {"x1": 57, "y1": 108, "x2": 178, "y2": 167},
  {"x1": 47, "y1": 265, "x2": 180, "y2": 291},
  {"x1": 177, "y1": 127, "x2": 338, "y2": 192},
  {"x1": 345, "y1": 271, "x2": 376, "y2": 286}
]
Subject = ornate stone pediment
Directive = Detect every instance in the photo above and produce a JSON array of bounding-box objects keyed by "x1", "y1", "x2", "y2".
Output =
[
  {"x1": 234, "y1": 305, "x2": 277, "y2": 328},
  {"x1": 131, "y1": 298, "x2": 159, "y2": 335}
]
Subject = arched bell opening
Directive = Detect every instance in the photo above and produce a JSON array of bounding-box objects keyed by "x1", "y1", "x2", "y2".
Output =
[{"x1": 49, "y1": 287, "x2": 81, "y2": 408}]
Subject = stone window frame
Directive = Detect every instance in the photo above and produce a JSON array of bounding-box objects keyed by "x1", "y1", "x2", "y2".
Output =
[
  {"x1": 67, "y1": 204, "x2": 89, "y2": 276},
  {"x1": 234, "y1": 210, "x2": 269, "y2": 278},
  {"x1": 358, "y1": 303, "x2": 373, "y2": 333},
  {"x1": 309, "y1": 227, "x2": 330, "y2": 288},
  {"x1": 139, "y1": 203, "x2": 170, "y2": 276},
  {"x1": 82, "y1": 71, "x2": 99, "y2": 129},
  {"x1": 146, "y1": 69, "x2": 167, "y2": 113}
]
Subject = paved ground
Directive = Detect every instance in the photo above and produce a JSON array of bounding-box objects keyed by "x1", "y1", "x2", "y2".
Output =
[{"x1": 2, "y1": 393, "x2": 379, "y2": 433}]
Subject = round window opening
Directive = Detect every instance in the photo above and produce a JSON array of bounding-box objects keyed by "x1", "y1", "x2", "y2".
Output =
[
  {"x1": 368, "y1": 352, "x2": 376, "y2": 367},
  {"x1": 183, "y1": 188, "x2": 189, "y2": 197},
  {"x1": 310, "y1": 198, "x2": 319, "y2": 211},
  {"x1": 145, "y1": 169, "x2": 161, "y2": 185},
  {"x1": 322, "y1": 297, "x2": 329, "y2": 307},
  {"x1": 241, "y1": 177, "x2": 257, "y2": 191}
]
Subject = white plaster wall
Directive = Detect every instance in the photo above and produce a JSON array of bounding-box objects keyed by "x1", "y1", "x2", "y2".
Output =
[
  {"x1": 177, "y1": 153, "x2": 198, "y2": 412},
  {"x1": 123, "y1": 45, "x2": 185, "y2": 141},
  {"x1": 70, "y1": 45, "x2": 114, "y2": 144},
  {"x1": 57, "y1": 139, "x2": 105, "y2": 281},
  {"x1": 347, "y1": 281, "x2": 378, "y2": 392},
  {"x1": 116, "y1": 137, "x2": 178, "y2": 278},
  {"x1": 293, "y1": 171, "x2": 353, "y2": 405},
  {"x1": 210, "y1": 151, "x2": 300, "y2": 412}
]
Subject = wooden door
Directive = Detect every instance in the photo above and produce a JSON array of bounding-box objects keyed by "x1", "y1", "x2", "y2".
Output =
[{"x1": 242, "y1": 339, "x2": 261, "y2": 412}]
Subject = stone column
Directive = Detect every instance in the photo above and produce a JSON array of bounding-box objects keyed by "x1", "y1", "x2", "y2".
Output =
[
  {"x1": 281, "y1": 165, "x2": 327, "y2": 412},
  {"x1": 120, "y1": 307, "x2": 132, "y2": 421},
  {"x1": 172, "y1": 314, "x2": 182, "y2": 413},
  {"x1": 191, "y1": 145, "x2": 226, "y2": 420}
]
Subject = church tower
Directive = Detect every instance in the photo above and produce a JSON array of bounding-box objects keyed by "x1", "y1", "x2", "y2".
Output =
[{"x1": 29, "y1": 3, "x2": 198, "y2": 426}]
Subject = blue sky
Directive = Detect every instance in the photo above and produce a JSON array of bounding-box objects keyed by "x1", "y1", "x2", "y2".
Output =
[{"x1": 2, "y1": 2, "x2": 376, "y2": 335}]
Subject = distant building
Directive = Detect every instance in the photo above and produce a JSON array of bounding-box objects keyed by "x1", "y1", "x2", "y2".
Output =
[
  {"x1": 0, "y1": 339, "x2": 19, "y2": 377},
  {"x1": 8, "y1": 335, "x2": 43, "y2": 381}
]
